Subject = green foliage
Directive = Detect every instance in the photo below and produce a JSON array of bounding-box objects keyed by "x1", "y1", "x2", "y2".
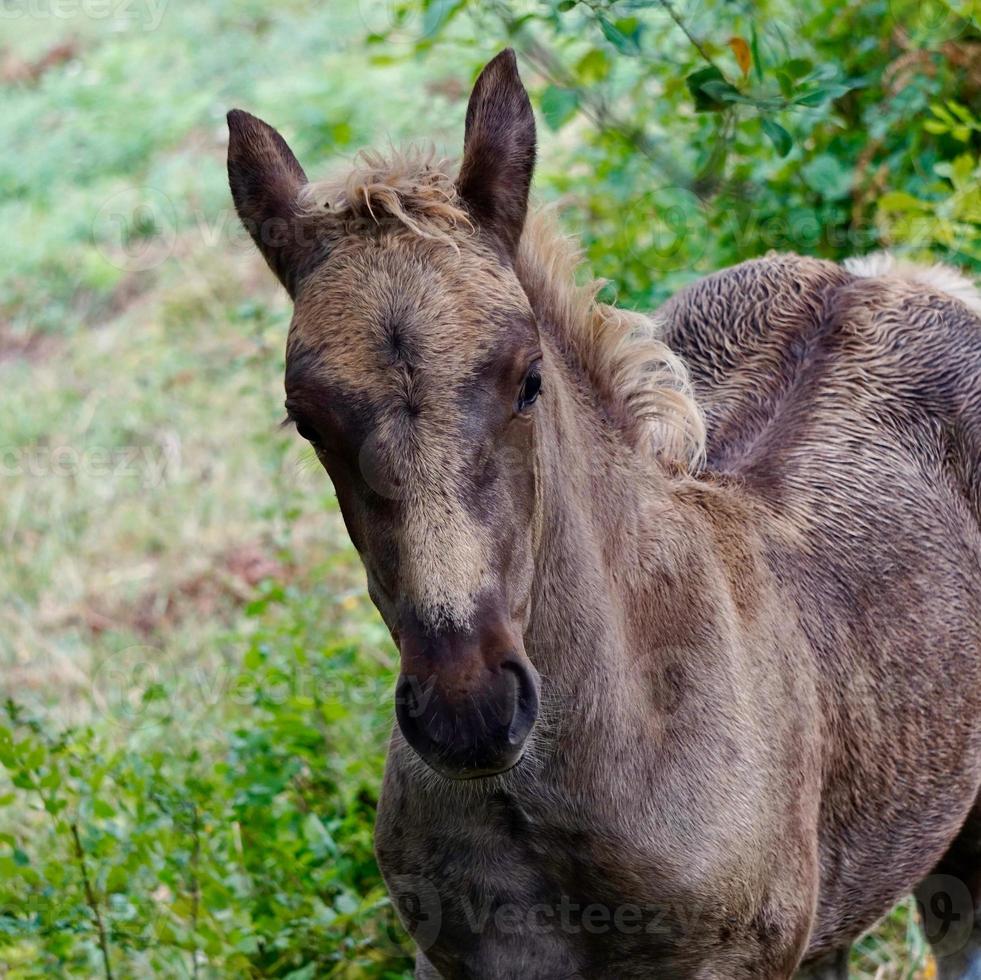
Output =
[
  {"x1": 389, "y1": 0, "x2": 979, "y2": 304},
  {"x1": 0, "y1": 589, "x2": 411, "y2": 978}
]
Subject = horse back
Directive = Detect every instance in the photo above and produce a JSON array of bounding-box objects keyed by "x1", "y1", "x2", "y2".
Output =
[
  {"x1": 657, "y1": 252, "x2": 981, "y2": 949},
  {"x1": 657, "y1": 252, "x2": 981, "y2": 512}
]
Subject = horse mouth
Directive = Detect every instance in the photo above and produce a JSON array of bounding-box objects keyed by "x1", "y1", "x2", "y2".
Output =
[{"x1": 439, "y1": 751, "x2": 526, "y2": 782}]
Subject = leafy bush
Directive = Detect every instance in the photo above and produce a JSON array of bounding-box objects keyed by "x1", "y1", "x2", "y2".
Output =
[
  {"x1": 0, "y1": 586, "x2": 412, "y2": 978},
  {"x1": 378, "y1": 0, "x2": 979, "y2": 304}
]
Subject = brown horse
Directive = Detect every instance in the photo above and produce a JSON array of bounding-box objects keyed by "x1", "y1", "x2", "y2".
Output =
[{"x1": 227, "y1": 49, "x2": 981, "y2": 979}]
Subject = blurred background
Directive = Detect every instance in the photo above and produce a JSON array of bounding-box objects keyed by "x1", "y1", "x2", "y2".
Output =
[{"x1": 0, "y1": 0, "x2": 977, "y2": 975}]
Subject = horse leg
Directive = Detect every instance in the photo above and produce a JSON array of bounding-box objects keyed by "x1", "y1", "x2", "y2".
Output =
[
  {"x1": 915, "y1": 796, "x2": 981, "y2": 980},
  {"x1": 792, "y1": 948, "x2": 849, "y2": 979}
]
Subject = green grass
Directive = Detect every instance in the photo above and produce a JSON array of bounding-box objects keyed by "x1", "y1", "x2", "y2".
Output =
[{"x1": 0, "y1": 0, "x2": 949, "y2": 975}]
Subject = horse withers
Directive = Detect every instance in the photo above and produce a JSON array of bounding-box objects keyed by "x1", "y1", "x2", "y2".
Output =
[{"x1": 227, "y1": 49, "x2": 981, "y2": 979}]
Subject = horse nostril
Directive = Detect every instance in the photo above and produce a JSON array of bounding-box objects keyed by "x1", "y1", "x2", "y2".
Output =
[
  {"x1": 397, "y1": 675, "x2": 417, "y2": 715},
  {"x1": 395, "y1": 673, "x2": 433, "y2": 727},
  {"x1": 501, "y1": 658, "x2": 540, "y2": 746}
]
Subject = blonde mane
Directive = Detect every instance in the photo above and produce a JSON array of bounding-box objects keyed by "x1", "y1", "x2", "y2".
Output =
[
  {"x1": 298, "y1": 147, "x2": 706, "y2": 471},
  {"x1": 515, "y1": 210, "x2": 705, "y2": 471}
]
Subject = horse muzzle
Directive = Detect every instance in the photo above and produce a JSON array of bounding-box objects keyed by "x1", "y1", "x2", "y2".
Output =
[{"x1": 393, "y1": 607, "x2": 540, "y2": 779}]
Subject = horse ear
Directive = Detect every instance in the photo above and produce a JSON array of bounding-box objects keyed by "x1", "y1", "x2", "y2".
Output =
[
  {"x1": 457, "y1": 48, "x2": 537, "y2": 259},
  {"x1": 227, "y1": 109, "x2": 310, "y2": 297}
]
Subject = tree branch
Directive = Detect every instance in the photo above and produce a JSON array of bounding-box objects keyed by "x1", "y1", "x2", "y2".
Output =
[
  {"x1": 70, "y1": 822, "x2": 115, "y2": 980},
  {"x1": 655, "y1": 0, "x2": 724, "y2": 74},
  {"x1": 514, "y1": 33, "x2": 693, "y2": 190}
]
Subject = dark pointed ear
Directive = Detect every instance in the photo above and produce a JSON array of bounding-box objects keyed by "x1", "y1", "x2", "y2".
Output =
[
  {"x1": 456, "y1": 49, "x2": 537, "y2": 259},
  {"x1": 227, "y1": 109, "x2": 310, "y2": 297}
]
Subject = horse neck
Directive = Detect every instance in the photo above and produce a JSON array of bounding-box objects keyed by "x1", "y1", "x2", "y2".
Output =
[
  {"x1": 522, "y1": 339, "x2": 747, "y2": 806},
  {"x1": 527, "y1": 339, "x2": 681, "y2": 689}
]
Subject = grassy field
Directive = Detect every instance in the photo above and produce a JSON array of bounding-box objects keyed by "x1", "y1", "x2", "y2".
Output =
[{"x1": 0, "y1": 0, "x2": 960, "y2": 975}]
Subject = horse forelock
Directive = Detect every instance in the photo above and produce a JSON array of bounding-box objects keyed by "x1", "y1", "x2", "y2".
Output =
[{"x1": 297, "y1": 144, "x2": 472, "y2": 248}]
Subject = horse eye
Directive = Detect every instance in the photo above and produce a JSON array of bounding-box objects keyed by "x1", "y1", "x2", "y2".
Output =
[
  {"x1": 518, "y1": 369, "x2": 542, "y2": 411},
  {"x1": 294, "y1": 420, "x2": 319, "y2": 444}
]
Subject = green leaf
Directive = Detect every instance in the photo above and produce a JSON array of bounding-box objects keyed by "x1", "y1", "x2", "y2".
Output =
[
  {"x1": 302, "y1": 812, "x2": 336, "y2": 855},
  {"x1": 784, "y1": 58, "x2": 814, "y2": 79},
  {"x1": 936, "y1": 153, "x2": 976, "y2": 187},
  {"x1": 877, "y1": 191, "x2": 927, "y2": 212},
  {"x1": 282, "y1": 965, "x2": 317, "y2": 980},
  {"x1": 801, "y1": 154, "x2": 853, "y2": 198},
  {"x1": 795, "y1": 83, "x2": 854, "y2": 107},
  {"x1": 946, "y1": 101, "x2": 975, "y2": 124},
  {"x1": 599, "y1": 15, "x2": 642, "y2": 55},
  {"x1": 334, "y1": 891, "x2": 360, "y2": 916},
  {"x1": 540, "y1": 85, "x2": 580, "y2": 131},
  {"x1": 805, "y1": 63, "x2": 842, "y2": 83},
  {"x1": 39, "y1": 767, "x2": 60, "y2": 790},
  {"x1": 750, "y1": 24, "x2": 764, "y2": 83},
  {"x1": 700, "y1": 79, "x2": 754, "y2": 105},
  {"x1": 686, "y1": 66, "x2": 728, "y2": 112},
  {"x1": 93, "y1": 798, "x2": 116, "y2": 819},
  {"x1": 575, "y1": 48, "x2": 610, "y2": 84},
  {"x1": 761, "y1": 117, "x2": 793, "y2": 156},
  {"x1": 795, "y1": 88, "x2": 832, "y2": 107},
  {"x1": 421, "y1": 0, "x2": 458, "y2": 38}
]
